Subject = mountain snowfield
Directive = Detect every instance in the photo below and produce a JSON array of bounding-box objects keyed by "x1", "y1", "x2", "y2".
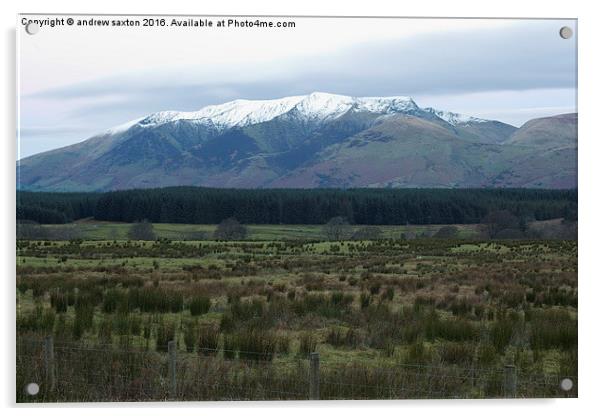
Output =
[
  {"x1": 108, "y1": 92, "x2": 467, "y2": 134},
  {"x1": 423, "y1": 107, "x2": 487, "y2": 126},
  {"x1": 18, "y1": 92, "x2": 577, "y2": 191}
]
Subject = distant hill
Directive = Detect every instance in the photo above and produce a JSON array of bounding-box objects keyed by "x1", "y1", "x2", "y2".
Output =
[
  {"x1": 505, "y1": 113, "x2": 577, "y2": 149},
  {"x1": 17, "y1": 92, "x2": 577, "y2": 191}
]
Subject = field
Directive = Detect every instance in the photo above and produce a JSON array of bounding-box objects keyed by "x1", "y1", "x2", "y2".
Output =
[
  {"x1": 39, "y1": 220, "x2": 481, "y2": 241},
  {"x1": 16, "y1": 228, "x2": 577, "y2": 401}
]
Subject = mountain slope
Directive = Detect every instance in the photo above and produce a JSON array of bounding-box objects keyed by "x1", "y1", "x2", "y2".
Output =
[
  {"x1": 17, "y1": 92, "x2": 575, "y2": 191},
  {"x1": 505, "y1": 113, "x2": 577, "y2": 149},
  {"x1": 272, "y1": 115, "x2": 528, "y2": 188},
  {"x1": 423, "y1": 108, "x2": 517, "y2": 144}
]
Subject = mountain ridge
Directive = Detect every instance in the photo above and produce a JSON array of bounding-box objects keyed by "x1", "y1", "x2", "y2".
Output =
[
  {"x1": 108, "y1": 92, "x2": 422, "y2": 132},
  {"x1": 17, "y1": 93, "x2": 577, "y2": 191}
]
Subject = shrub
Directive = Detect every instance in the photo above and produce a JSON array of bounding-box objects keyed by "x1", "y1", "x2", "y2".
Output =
[
  {"x1": 98, "y1": 316, "x2": 113, "y2": 343},
  {"x1": 129, "y1": 315, "x2": 141, "y2": 336},
  {"x1": 323, "y1": 217, "x2": 350, "y2": 241},
  {"x1": 360, "y1": 292, "x2": 372, "y2": 309},
  {"x1": 299, "y1": 332, "x2": 318, "y2": 356},
  {"x1": 102, "y1": 289, "x2": 121, "y2": 313},
  {"x1": 16, "y1": 280, "x2": 29, "y2": 294},
  {"x1": 382, "y1": 287, "x2": 395, "y2": 301},
  {"x1": 156, "y1": 322, "x2": 175, "y2": 352},
  {"x1": 276, "y1": 334, "x2": 291, "y2": 355},
  {"x1": 53, "y1": 313, "x2": 68, "y2": 338},
  {"x1": 231, "y1": 298, "x2": 265, "y2": 321},
  {"x1": 73, "y1": 298, "x2": 95, "y2": 339},
  {"x1": 413, "y1": 296, "x2": 436, "y2": 312},
  {"x1": 326, "y1": 327, "x2": 347, "y2": 347},
  {"x1": 113, "y1": 313, "x2": 131, "y2": 336},
  {"x1": 369, "y1": 283, "x2": 381, "y2": 295},
  {"x1": 214, "y1": 218, "x2": 247, "y2": 240},
  {"x1": 438, "y1": 342, "x2": 475, "y2": 364},
  {"x1": 236, "y1": 330, "x2": 276, "y2": 361},
  {"x1": 382, "y1": 339, "x2": 396, "y2": 357},
  {"x1": 449, "y1": 297, "x2": 473, "y2": 317},
  {"x1": 501, "y1": 290, "x2": 525, "y2": 308},
  {"x1": 50, "y1": 290, "x2": 68, "y2": 313},
  {"x1": 330, "y1": 291, "x2": 353, "y2": 307},
  {"x1": 433, "y1": 226, "x2": 460, "y2": 239},
  {"x1": 490, "y1": 318, "x2": 515, "y2": 353},
  {"x1": 401, "y1": 321, "x2": 423, "y2": 343},
  {"x1": 405, "y1": 341, "x2": 432, "y2": 364},
  {"x1": 134, "y1": 287, "x2": 183, "y2": 313},
  {"x1": 293, "y1": 293, "x2": 343, "y2": 318},
  {"x1": 142, "y1": 318, "x2": 152, "y2": 347},
  {"x1": 531, "y1": 309, "x2": 577, "y2": 350},
  {"x1": 425, "y1": 312, "x2": 478, "y2": 342},
  {"x1": 477, "y1": 343, "x2": 498, "y2": 367},
  {"x1": 39, "y1": 308, "x2": 56, "y2": 333},
  {"x1": 351, "y1": 226, "x2": 383, "y2": 240},
  {"x1": 18, "y1": 305, "x2": 47, "y2": 332},
  {"x1": 198, "y1": 324, "x2": 220, "y2": 355},
  {"x1": 481, "y1": 210, "x2": 519, "y2": 238},
  {"x1": 127, "y1": 220, "x2": 156, "y2": 241},
  {"x1": 223, "y1": 334, "x2": 237, "y2": 359},
  {"x1": 220, "y1": 312, "x2": 236, "y2": 332},
  {"x1": 189, "y1": 296, "x2": 211, "y2": 316},
  {"x1": 183, "y1": 321, "x2": 197, "y2": 353},
  {"x1": 326, "y1": 327, "x2": 360, "y2": 348},
  {"x1": 168, "y1": 292, "x2": 184, "y2": 313}
]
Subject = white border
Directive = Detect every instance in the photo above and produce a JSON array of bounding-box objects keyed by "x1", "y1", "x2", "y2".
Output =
[{"x1": 2, "y1": 0, "x2": 600, "y2": 414}]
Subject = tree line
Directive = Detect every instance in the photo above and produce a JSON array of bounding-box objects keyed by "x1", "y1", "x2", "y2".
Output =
[
  {"x1": 17, "y1": 187, "x2": 577, "y2": 225},
  {"x1": 17, "y1": 191, "x2": 99, "y2": 224}
]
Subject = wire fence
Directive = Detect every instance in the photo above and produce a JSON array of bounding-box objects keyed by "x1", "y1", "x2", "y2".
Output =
[{"x1": 16, "y1": 336, "x2": 577, "y2": 402}]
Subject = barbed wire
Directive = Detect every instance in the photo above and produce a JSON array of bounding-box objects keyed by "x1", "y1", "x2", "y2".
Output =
[{"x1": 16, "y1": 335, "x2": 577, "y2": 401}]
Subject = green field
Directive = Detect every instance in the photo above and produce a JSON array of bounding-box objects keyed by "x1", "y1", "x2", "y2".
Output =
[
  {"x1": 41, "y1": 220, "x2": 481, "y2": 241},
  {"x1": 17, "y1": 236, "x2": 577, "y2": 401}
]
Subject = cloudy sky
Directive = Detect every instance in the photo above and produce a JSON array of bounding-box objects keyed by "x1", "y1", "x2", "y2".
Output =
[{"x1": 18, "y1": 16, "x2": 576, "y2": 158}]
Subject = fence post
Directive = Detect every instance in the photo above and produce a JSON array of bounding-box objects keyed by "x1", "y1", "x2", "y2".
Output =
[
  {"x1": 44, "y1": 335, "x2": 55, "y2": 393},
  {"x1": 168, "y1": 340, "x2": 177, "y2": 400},
  {"x1": 470, "y1": 361, "x2": 476, "y2": 389},
  {"x1": 504, "y1": 365, "x2": 517, "y2": 398},
  {"x1": 309, "y1": 352, "x2": 320, "y2": 400}
]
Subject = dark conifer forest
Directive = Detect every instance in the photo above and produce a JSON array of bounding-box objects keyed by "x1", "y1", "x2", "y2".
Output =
[{"x1": 17, "y1": 187, "x2": 577, "y2": 225}]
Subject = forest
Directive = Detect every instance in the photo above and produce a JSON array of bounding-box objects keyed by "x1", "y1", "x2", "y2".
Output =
[{"x1": 17, "y1": 187, "x2": 577, "y2": 225}]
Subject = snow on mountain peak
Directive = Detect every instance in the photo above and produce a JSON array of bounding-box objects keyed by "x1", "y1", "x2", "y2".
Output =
[
  {"x1": 292, "y1": 92, "x2": 353, "y2": 120},
  {"x1": 289, "y1": 92, "x2": 419, "y2": 121},
  {"x1": 136, "y1": 95, "x2": 306, "y2": 130},
  {"x1": 424, "y1": 107, "x2": 487, "y2": 126},
  {"x1": 112, "y1": 92, "x2": 424, "y2": 133}
]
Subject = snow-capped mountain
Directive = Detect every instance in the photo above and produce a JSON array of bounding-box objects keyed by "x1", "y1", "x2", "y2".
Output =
[
  {"x1": 110, "y1": 92, "x2": 423, "y2": 133},
  {"x1": 423, "y1": 107, "x2": 487, "y2": 126},
  {"x1": 17, "y1": 92, "x2": 577, "y2": 191}
]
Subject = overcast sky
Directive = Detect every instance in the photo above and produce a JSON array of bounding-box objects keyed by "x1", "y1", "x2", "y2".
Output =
[{"x1": 18, "y1": 16, "x2": 576, "y2": 158}]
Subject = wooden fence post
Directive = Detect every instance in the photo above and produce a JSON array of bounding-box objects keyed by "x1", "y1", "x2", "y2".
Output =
[
  {"x1": 309, "y1": 352, "x2": 320, "y2": 400},
  {"x1": 470, "y1": 358, "x2": 476, "y2": 389},
  {"x1": 44, "y1": 335, "x2": 55, "y2": 393},
  {"x1": 504, "y1": 365, "x2": 517, "y2": 398},
  {"x1": 168, "y1": 340, "x2": 177, "y2": 400}
]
